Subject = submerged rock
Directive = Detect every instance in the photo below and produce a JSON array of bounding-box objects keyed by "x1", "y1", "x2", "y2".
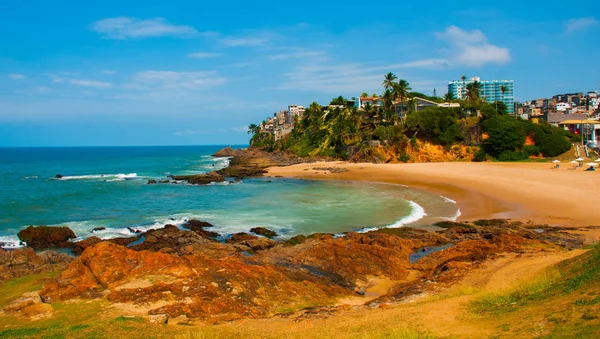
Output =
[
  {"x1": 91, "y1": 227, "x2": 106, "y2": 233},
  {"x1": 170, "y1": 171, "x2": 225, "y2": 185},
  {"x1": 17, "y1": 225, "x2": 76, "y2": 250}
]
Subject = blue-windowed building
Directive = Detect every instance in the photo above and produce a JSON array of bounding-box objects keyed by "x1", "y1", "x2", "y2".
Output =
[{"x1": 448, "y1": 77, "x2": 515, "y2": 114}]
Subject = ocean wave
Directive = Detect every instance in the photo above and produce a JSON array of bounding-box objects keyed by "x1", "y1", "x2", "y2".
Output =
[
  {"x1": 440, "y1": 196, "x2": 457, "y2": 204},
  {"x1": 386, "y1": 201, "x2": 427, "y2": 228},
  {"x1": 0, "y1": 235, "x2": 26, "y2": 249},
  {"x1": 55, "y1": 173, "x2": 139, "y2": 181},
  {"x1": 440, "y1": 208, "x2": 462, "y2": 222}
]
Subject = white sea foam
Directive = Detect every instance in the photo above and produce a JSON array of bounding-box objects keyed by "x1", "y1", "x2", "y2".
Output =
[
  {"x1": 56, "y1": 173, "x2": 138, "y2": 181},
  {"x1": 0, "y1": 236, "x2": 26, "y2": 249},
  {"x1": 440, "y1": 196, "x2": 457, "y2": 204},
  {"x1": 440, "y1": 208, "x2": 462, "y2": 222},
  {"x1": 386, "y1": 201, "x2": 427, "y2": 228}
]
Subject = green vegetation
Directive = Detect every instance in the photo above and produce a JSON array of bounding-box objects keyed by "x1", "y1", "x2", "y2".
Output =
[{"x1": 248, "y1": 73, "x2": 576, "y2": 162}]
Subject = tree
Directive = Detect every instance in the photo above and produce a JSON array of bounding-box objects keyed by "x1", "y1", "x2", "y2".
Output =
[
  {"x1": 481, "y1": 116, "x2": 526, "y2": 158},
  {"x1": 500, "y1": 85, "x2": 509, "y2": 116},
  {"x1": 461, "y1": 75, "x2": 467, "y2": 100},
  {"x1": 360, "y1": 92, "x2": 369, "y2": 98},
  {"x1": 247, "y1": 123, "x2": 259, "y2": 135},
  {"x1": 393, "y1": 79, "x2": 412, "y2": 104},
  {"x1": 382, "y1": 72, "x2": 398, "y2": 92},
  {"x1": 330, "y1": 96, "x2": 347, "y2": 106},
  {"x1": 444, "y1": 92, "x2": 455, "y2": 103},
  {"x1": 465, "y1": 81, "x2": 482, "y2": 104}
]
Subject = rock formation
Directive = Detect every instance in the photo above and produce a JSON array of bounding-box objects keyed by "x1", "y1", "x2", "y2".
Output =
[{"x1": 17, "y1": 226, "x2": 76, "y2": 250}]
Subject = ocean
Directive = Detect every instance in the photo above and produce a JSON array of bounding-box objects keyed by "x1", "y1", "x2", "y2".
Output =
[{"x1": 0, "y1": 146, "x2": 460, "y2": 248}]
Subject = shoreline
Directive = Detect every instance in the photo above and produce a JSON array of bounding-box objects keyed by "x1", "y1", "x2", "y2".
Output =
[{"x1": 267, "y1": 161, "x2": 600, "y2": 232}]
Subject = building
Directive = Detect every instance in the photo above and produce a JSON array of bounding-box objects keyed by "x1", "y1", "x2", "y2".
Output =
[
  {"x1": 448, "y1": 77, "x2": 515, "y2": 114},
  {"x1": 356, "y1": 96, "x2": 383, "y2": 109},
  {"x1": 394, "y1": 97, "x2": 460, "y2": 119},
  {"x1": 288, "y1": 105, "x2": 305, "y2": 120}
]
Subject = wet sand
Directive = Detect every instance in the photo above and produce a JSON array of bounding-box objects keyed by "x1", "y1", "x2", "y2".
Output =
[{"x1": 267, "y1": 162, "x2": 600, "y2": 229}]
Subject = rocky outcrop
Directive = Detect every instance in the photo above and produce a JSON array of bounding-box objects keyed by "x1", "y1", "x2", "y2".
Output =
[
  {"x1": 72, "y1": 237, "x2": 102, "y2": 256},
  {"x1": 0, "y1": 247, "x2": 74, "y2": 282},
  {"x1": 182, "y1": 220, "x2": 220, "y2": 239},
  {"x1": 212, "y1": 146, "x2": 240, "y2": 157},
  {"x1": 226, "y1": 233, "x2": 276, "y2": 252},
  {"x1": 17, "y1": 226, "x2": 76, "y2": 250},
  {"x1": 41, "y1": 242, "x2": 346, "y2": 322},
  {"x1": 250, "y1": 227, "x2": 278, "y2": 239},
  {"x1": 34, "y1": 219, "x2": 590, "y2": 322},
  {"x1": 170, "y1": 172, "x2": 225, "y2": 185},
  {"x1": 215, "y1": 147, "x2": 306, "y2": 179}
]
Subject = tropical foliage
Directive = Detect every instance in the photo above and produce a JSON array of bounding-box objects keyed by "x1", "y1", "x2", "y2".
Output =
[{"x1": 249, "y1": 73, "x2": 576, "y2": 162}]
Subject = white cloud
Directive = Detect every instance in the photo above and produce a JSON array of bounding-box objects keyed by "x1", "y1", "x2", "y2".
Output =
[
  {"x1": 90, "y1": 17, "x2": 200, "y2": 39},
  {"x1": 436, "y1": 25, "x2": 511, "y2": 67},
  {"x1": 269, "y1": 50, "x2": 327, "y2": 60},
  {"x1": 68, "y1": 79, "x2": 112, "y2": 88},
  {"x1": 187, "y1": 52, "x2": 222, "y2": 59},
  {"x1": 102, "y1": 70, "x2": 118, "y2": 74},
  {"x1": 221, "y1": 37, "x2": 268, "y2": 47},
  {"x1": 9, "y1": 74, "x2": 25, "y2": 80},
  {"x1": 277, "y1": 61, "x2": 443, "y2": 94},
  {"x1": 129, "y1": 70, "x2": 226, "y2": 90},
  {"x1": 230, "y1": 126, "x2": 249, "y2": 132},
  {"x1": 565, "y1": 17, "x2": 598, "y2": 34},
  {"x1": 14, "y1": 86, "x2": 52, "y2": 96}
]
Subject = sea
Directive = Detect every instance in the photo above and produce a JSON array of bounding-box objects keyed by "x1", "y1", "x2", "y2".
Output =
[{"x1": 0, "y1": 145, "x2": 461, "y2": 249}]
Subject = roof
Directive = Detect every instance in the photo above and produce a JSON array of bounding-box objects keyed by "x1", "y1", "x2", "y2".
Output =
[{"x1": 559, "y1": 120, "x2": 600, "y2": 125}]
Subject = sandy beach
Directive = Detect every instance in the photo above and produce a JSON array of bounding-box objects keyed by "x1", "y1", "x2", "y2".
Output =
[{"x1": 268, "y1": 162, "x2": 600, "y2": 229}]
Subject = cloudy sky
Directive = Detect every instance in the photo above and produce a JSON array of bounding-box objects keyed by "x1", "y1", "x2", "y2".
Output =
[{"x1": 1, "y1": 1, "x2": 599, "y2": 146}]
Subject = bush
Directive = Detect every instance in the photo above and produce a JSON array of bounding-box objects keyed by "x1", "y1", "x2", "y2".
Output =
[
  {"x1": 524, "y1": 145, "x2": 541, "y2": 156},
  {"x1": 481, "y1": 116, "x2": 526, "y2": 158},
  {"x1": 405, "y1": 107, "x2": 464, "y2": 146},
  {"x1": 497, "y1": 151, "x2": 529, "y2": 162},
  {"x1": 398, "y1": 152, "x2": 410, "y2": 163},
  {"x1": 538, "y1": 133, "x2": 572, "y2": 157}
]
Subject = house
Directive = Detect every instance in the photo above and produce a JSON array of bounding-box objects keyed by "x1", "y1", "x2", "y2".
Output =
[
  {"x1": 356, "y1": 97, "x2": 383, "y2": 109},
  {"x1": 394, "y1": 97, "x2": 460, "y2": 119}
]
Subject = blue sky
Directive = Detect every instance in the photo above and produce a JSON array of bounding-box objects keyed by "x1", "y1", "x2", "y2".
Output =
[{"x1": 1, "y1": 1, "x2": 599, "y2": 146}]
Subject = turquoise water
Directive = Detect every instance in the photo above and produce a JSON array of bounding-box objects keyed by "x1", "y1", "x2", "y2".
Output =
[{"x1": 0, "y1": 146, "x2": 460, "y2": 248}]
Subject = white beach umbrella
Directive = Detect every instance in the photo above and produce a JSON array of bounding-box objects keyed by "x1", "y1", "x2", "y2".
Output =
[
  {"x1": 575, "y1": 157, "x2": 584, "y2": 161},
  {"x1": 595, "y1": 158, "x2": 600, "y2": 162},
  {"x1": 552, "y1": 160, "x2": 560, "y2": 163},
  {"x1": 586, "y1": 163, "x2": 599, "y2": 167},
  {"x1": 570, "y1": 161, "x2": 579, "y2": 164}
]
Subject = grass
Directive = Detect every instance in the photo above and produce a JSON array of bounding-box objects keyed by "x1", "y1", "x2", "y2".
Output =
[{"x1": 0, "y1": 271, "x2": 58, "y2": 308}]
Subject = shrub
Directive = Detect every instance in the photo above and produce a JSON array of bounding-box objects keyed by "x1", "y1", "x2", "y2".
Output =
[
  {"x1": 481, "y1": 116, "x2": 526, "y2": 158},
  {"x1": 538, "y1": 133, "x2": 572, "y2": 157},
  {"x1": 524, "y1": 145, "x2": 541, "y2": 156},
  {"x1": 498, "y1": 151, "x2": 529, "y2": 162}
]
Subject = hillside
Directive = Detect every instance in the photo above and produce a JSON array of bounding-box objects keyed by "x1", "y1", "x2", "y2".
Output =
[{"x1": 250, "y1": 74, "x2": 579, "y2": 163}]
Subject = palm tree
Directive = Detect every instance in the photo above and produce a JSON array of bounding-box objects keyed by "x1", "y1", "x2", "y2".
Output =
[
  {"x1": 393, "y1": 79, "x2": 412, "y2": 104},
  {"x1": 444, "y1": 92, "x2": 455, "y2": 103},
  {"x1": 360, "y1": 92, "x2": 369, "y2": 98},
  {"x1": 465, "y1": 81, "x2": 481, "y2": 104},
  {"x1": 461, "y1": 75, "x2": 467, "y2": 100},
  {"x1": 247, "y1": 123, "x2": 259, "y2": 135},
  {"x1": 382, "y1": 72, "x2": 398, "y2": 91},
  {"x1": 500, "y1": 85, "x2": 509, "y2": 116}
]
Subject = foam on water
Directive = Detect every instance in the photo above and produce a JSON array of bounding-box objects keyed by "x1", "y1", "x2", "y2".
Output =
[
  {"x1": 56, "y1": 173, "x2": 139, "y2": 181},
  {"x1": 440, "y1": 208, "x2": 462, "y2": 222},
  {"x1": 386, "y1": 201, "x2": 427, "y2": 228},
  {"x1": 0, "y1": 236, "x2": 26, "y2": 249},
  {"x1": 440, "y1": 196, "x2": 457, "y2": 204}
]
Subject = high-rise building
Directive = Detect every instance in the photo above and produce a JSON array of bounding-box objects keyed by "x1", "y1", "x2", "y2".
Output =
[{"x1": 448, "y1": 77, "x2": 515, "y2": 114}]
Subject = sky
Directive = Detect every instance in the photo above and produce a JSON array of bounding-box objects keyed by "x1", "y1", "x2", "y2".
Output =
[{"x1": 1, "y1": 0, "x2": 599, "y2": 147}]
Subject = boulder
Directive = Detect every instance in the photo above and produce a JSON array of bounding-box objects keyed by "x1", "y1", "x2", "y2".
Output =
[
  {"x1": 212, "y1": 146, "x2": 239, "y2": 157},
  {"x1": 0, "y1": 247, "x2": 74, "y2": 283},
  {"x1": 1, "y1": 292, "x2": 54, "y2": 320},
  {"x1": 250, "y1": 227, "x2": 278, "y2": 239},
  {"x1": 17, "y1": 226, "x2": 76, "y2": 250},
  {"x1": 183, "y1": 220, "x2": 214, "y2": 229},
  {"x1": 54, "y1": 174, "x2": 63, "y2": 179},
  {"x1": 147, "y1": 180, "x2": 157, "y2": 184},
  {"x1": 226, "y1": 233, "x2": 276, "y2": 251},
  {"x1": 72, "y1": 237, "x2": 102, "y2": 256},
  {"x1": 170, "y1": 172, "x2": 225, "y2": 185},
  {"x1": 91, "y1": 227, "x2": 106, "y2": 233}
]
